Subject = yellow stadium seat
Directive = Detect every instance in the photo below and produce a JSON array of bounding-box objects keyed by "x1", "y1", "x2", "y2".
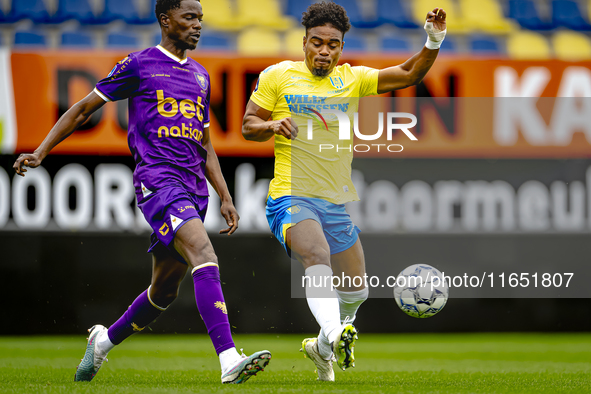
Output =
[
  {"x1": 200, "y1": 0, "x2": 240, "y2": 31},
  {"x1": 553, "y1": 30, "x2": 591, "y2": 60},
  {"x1": 507, "y1": 31, "x2": 551, "y2": 59},
  {"x1": 284, "y1": 28, "x2": 306, "y2": 57},
  {"x1": 459, "y1": 0, "x2": 516, "y2": 34},
  {"x1": 412, "y1": 0, "x2": 468, "y2": 33},
  {"x1": 238, "y1": 27, "x2": 282, "y2": 56},
  {"x1": 235, "y1": 0, "x2": 295, "y2": 30}
]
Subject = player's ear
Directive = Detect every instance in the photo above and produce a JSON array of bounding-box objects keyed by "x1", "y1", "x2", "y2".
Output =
[
  {"x1": 159, "y1": 13, "x2": 169, "y2": 28},
  {"x1": 302, "y1": 35, "x2": 307, "y2": 52}
]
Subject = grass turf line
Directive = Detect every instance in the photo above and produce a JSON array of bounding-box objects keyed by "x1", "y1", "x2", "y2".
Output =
[{"x1": 0, "y1": 333, "x2": 590, "y2": 393}]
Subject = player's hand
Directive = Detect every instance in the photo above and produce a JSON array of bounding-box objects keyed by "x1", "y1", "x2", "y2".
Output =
[
  {"x1": 426, "y1": 8, "x2": 446, "y2": 31},
  {"x1": 13, "y1": 152, "x2": 42, "y2": 177},
  {"x1": 271, "y1": 117, "x2": 298, "y2": 140},
  {"x1": 219, "y1": 200, "x2": 240, "y2": 235}
]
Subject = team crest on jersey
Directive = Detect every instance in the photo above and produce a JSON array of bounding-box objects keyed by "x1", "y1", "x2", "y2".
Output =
[
  {"x1": 194, "y1": 73, "x2": 208, "y2": 90},
  {"x1": 329, "y1": 76, "x2": 344, "y2": 89}
]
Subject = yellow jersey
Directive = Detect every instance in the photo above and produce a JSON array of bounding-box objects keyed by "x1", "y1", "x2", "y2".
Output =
[{"x1": 250, "y1": 60, "x2": 379, "y2": 204}]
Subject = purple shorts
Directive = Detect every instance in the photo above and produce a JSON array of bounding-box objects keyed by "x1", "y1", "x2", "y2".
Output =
[{"x1": 138, "y1": 185, "x2": 208, "y2": 262}]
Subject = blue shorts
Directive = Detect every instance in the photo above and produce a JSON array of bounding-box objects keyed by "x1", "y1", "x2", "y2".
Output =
[
  {"x1": 138, "y1": 185, "x2": 208, "y2": 263},
  {"x1": 266, "y1": 196, "x2": 360, "y2": 257}
]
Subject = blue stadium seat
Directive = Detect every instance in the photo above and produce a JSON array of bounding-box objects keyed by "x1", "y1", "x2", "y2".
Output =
[
  {"x1": 470, "y1": 36, "x2": 501, "y2": 54},
  {"x1": 332, "y1": 0, "x2": 380, "y2": 28},
  {"x1": 53, "y1": 0, "x2": 103, "y2": 24},
  {"x1": 552, "y1": 0, "x2": 591, "y2": 31},
  {"x1": 200, "y1": 33, "x2": 233, "y2": 50},
  {"x1": 381, "y1": 37, "x2": 411, "y2": 52},
  {"x1": 440, "y1": 36, "x2": 457, "y2": 52},
  {"x1": 102, "y1": 0, "x2": 156, "y2": 25},
  {"x1": 14, "y1": 31, "x2": 47, "y2": 46},
  {"x1": 61, "y1": 31, "x2": 94, "y2": 47},
  {"x1": 0, "y1": 7, "x2": 6, "y2": 24},
  {"x1": 9, "y1": 0, "x2": 51, "y2": 23},
  {"x1": 286, "y1": 0, "x2": 314, "y2": 20},
  {"x1": 376, "y1": 0, "x2": 419, "y2": 29},
  {"x1": 508, "y1": 0, "x2": 555, "y2": 30},
  {"x1": 107, "y1": 32, "x2": 139, "y2": 48},
  {"x1": 343, "y1": 34, "x2": 366, "y2": 51}
]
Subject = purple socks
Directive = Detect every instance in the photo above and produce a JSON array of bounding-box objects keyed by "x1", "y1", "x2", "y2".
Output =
[
  {"x1": 107, "y1": 288, "x2": 165, "y2": 345},
  {"x1": 106, "y1": 264, "x2": 235, "y2": 355},
  {"x1": 192, "y1": 263, "x2": 235, "y2": 355}
]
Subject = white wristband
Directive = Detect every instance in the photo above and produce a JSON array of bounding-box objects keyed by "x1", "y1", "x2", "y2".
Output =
[
  {"x1": 424, "y1": 20, "x2": 446, "y2": 50},
  {"x1": 425, "y1": 36, "x2": 444, "y2": 50}
]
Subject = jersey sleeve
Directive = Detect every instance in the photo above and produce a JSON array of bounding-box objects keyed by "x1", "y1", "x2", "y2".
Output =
[
  {"x1": 94, "y1": 55, "x2": 140, "y2": 102},
  {"x1": 352, "y1": 66, "x2": 380, "y2": 97},
  {"x1": 250, "y1": 64, "x2": 280, "y2": 112}
]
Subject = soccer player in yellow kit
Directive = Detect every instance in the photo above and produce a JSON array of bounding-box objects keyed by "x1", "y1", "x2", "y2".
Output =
[{"x1": 242, "y1": 1, "x2": 447, "y2": 381}]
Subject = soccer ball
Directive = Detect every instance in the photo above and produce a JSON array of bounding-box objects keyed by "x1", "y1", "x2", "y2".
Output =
[{"x1": 393, "y1": 264, "x2": 449, "y2": 318}]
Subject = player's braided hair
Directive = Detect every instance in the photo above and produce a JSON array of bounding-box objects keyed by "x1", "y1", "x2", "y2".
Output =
[
  {"x1": 301, "y1": 1, "x2": 351, "y2": 37},
  {"x1": 155, "y1": 0, "x2": 199, "y2": 25}
]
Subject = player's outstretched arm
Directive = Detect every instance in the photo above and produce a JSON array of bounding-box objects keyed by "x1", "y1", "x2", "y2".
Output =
[
  {"x1": 13, "y1": 91, "x2": 106, "y2": 176},
  {"x1": 376, "y1": 8, "x2": 447, "y2": 94},
  {"x1": 242, "y1": 100, "x2": 298, "y2": 141},
  {"x1": 201, "y1": 127, "x2": 240, "y2": 235}
]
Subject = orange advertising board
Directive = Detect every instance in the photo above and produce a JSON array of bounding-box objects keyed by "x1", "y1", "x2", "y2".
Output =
[{"x1": 10, "y1": 51, "x2": 591, "y2": 158}]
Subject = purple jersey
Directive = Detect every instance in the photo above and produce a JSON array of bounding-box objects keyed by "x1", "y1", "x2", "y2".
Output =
[{"x1": 94, "y1": 45, "x2": 211, "y2": 199}]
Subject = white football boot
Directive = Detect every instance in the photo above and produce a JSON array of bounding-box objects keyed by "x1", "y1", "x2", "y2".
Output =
[
  {"x1": 74, "y1": 325, "x2": 109, "y2": 382},
  {"x1": 221, "y1": 350, "x2": 272, "y2": 384},
  {"x1": 301, "y1": 337, "x2": 335, "y2": 381}
]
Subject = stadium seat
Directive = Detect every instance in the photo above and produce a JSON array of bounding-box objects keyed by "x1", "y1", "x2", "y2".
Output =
[
  {"x1": 199, "y1": 0, "x2": 240, "y2": 31},
  {"x1": 285, "y1": 28, "x2": 305, "y2": 57},
  {"x1": 507, "y1": 31, "x2": 551, "y2": 59},
  {"x1": 440, "y1": 35, "x2": 457, "y2": 52},
  {"x1": 343, "y1": 34, "x2": 366, "y2": 51},
  {"x1": 9, "y1": 0, "x2": 51, "y2": 23},
  {"x1": 199, "y1": 32, "x2": 233, "y2": 51},
  {"x1": 234, "y1": 0, "x2": 295, "y2": 30},
  {"x1": 107, "y1": 32, "x2": 139, "y2": 48},
  {"x1": 101, "y1": 0, "x2": 155, "y2": 25},
  {"x1": 381, "y1": 37, "x2": 411, "y2": 52},
  {"x1": 552, "y1": 0, "x2": 591, "y2": 31},
  {"x1": 61, "y1": 31, "x2": 94, "y2": 48},
  {"x1": 332, "y1": 0, "x2": 380, "y2": 29},
  {"x1": 552, "y1": 30, "x2": 591, "y2": 60},
  {"x1": 508, "y1": 0, "x2": 555, "y2": 30},
  {"x1": 52, "y1": 0, "x2": 99, "y2": 24},
  {"x1": 376, "y1": 0, "x2": 419, "y2": 29},
  {"x1": 470, "y1": 36, "x2": 501, "y2": 54},
  {"x1": 286, "y1": 0, "x2": 314, "y2": 20},
  {"x1": 460, "y1": 0, "x2": 516, "y2": 34},
  {"x1": 238, "y1": 27, "x2": 281, "y2": 56},
  {"x1": 412, "y1": 0, "x2": 468, "y2": 33},
  {"x1": 14, "y1": 31, "x2": 47, "y2": 47}
]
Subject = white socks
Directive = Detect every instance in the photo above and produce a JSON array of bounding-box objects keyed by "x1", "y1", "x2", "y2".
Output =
[
  {"x1": 317, "y1": 287, "x2": 369, "y2": 360},
  {"x1": 96, "y1": 330, "x2": 115, "y2": 355},
  {"x1": 305, "y1": 265, "x2": 342, "y2": 355},
  {"x1": 336, "y1": 287, "x2": 369, "y2": 323},
  {"x1": 219, "y1": 347, "x2": 242, "y2": 373}
]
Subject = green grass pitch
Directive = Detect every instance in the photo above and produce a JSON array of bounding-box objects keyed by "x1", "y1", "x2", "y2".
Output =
[{"x1": 1, "y1": 333, "x2": 590, "y2": 393}]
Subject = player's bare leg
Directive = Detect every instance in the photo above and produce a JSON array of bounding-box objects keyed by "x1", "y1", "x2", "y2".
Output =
[
  {"x1": 173, "y1": 218, "x2": 271, "y2": 384},
  {"x1": 75, "y1": 251, "x2": 187, "y2": 382}
]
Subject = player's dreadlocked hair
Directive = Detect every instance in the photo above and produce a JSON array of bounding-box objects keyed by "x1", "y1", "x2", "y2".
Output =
[
  {"x1": 155, "y1": 0, "x2": 199, "y2": 26},
  {"x1": 301, "y1": 1, "x2": 351, "y2": 37}
]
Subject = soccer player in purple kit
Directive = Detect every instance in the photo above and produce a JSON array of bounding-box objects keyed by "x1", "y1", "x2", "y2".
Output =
[{"x1": 13, "y1": 0, "x2": 271, "y2": 385}]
